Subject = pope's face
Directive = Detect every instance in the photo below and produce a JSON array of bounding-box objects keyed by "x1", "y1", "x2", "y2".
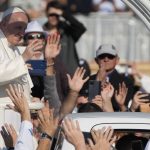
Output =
[{"x1": 3, "y1": 12, "x2": 28, "y2": 46}]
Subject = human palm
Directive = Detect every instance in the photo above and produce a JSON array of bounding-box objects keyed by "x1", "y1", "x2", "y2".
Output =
[
  {"x1": 115, "y1": 82, "x2": 128, "y2": 106},
  {"x1": 67, "y1": 67, "x2": 89, "y2": 92},
  {"x1": 45, "y1": 34, "x2": 61, "y2": 59},
  {"x1": 101, "y1": 83, "x2": 114, "y2": 101}
]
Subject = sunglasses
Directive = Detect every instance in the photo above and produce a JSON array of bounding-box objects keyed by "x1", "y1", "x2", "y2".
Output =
[
  {"x1": 98, "y1": 54, "x2": 116, "y2": 60},
  {"x1": 48, "y1": 13, "x2": 59, "y2": 17},
  {"x1": 26, "y1": 34, "x2": 45, "y2": 40}
]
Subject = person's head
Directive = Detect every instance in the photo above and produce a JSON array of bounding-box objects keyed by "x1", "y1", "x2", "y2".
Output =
[
  {"x1": 46, "y1": 1, "x2": 62, "y2": 27},
  {"x1": 95, "y1": 44, "x2": 119, "y2": 73},
  {"x1": 24, "y1": 20, "x2": 46, "y2": 51},
  {"x1": 78, "y1": 102, "x2": 103, "y2": 113},
  {"x1": 116, "y1": 134, "x2": 148, "y2": 150},
  {"x1": 0, "y1": 7, "x2": 29, "y2": 46}
]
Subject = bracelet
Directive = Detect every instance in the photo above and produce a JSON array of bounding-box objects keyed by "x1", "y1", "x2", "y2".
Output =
[
  {"x1": 47, "y1": 62, "x2": 54, "y2": 67},
  {"x1": 41, "y1": 132, "x2": 53, "y2": 141}
]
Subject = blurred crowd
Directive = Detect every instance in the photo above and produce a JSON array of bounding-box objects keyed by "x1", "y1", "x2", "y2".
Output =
[
  {"x1": 0, "y1": 0, "x2": 150, "y2": 150},
  {"x1": 0, "y1": 0, "x2": 129, "y2": 18}
]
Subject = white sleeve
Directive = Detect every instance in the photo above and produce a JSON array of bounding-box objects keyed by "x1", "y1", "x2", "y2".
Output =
[
  {"x1": 15, "y1": 121, "x2": 34, "y2": 150},
  {"x1": 141, "y1": 75, "x2": 150, "y2": 93},
  {"x1": 0, "y1": 56, "x2": 28, "y2": 85},
  {"x1": 145, "y1": 140, "x2": 150, "y2": 150}
]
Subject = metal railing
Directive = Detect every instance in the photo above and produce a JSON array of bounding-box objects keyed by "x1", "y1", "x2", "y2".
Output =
[{"x1": 75, "y1": 12, "x2": 150, "y2": 62}]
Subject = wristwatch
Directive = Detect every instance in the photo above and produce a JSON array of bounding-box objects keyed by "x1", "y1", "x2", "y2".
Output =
[{"x1": 41, "y1": 132, "x2": 53, "y2": 141}]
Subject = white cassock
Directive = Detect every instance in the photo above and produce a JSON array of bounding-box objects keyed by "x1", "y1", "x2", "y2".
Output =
[{"x1": 0, "y1": 29, "x2": 33, "y2": 149}]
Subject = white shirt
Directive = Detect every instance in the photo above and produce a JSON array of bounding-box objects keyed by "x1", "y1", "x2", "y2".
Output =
[
  {"x1": 141, "y1": 75, "x2": 150, "y2": 93},
  {"x1": 145, "y1": 140, "x2": 150, "y2": 150},
  {"x1": 15, "y1": 121, "x2": 34, "y2": 150}
]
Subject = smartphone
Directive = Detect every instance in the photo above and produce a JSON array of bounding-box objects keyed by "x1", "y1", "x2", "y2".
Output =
[
  {"x1": 27, "y1": 60, "x2": 46, "y2": 76},
  {"x1": 88, "y1": 80, "x2": 100, "y2": 101}
]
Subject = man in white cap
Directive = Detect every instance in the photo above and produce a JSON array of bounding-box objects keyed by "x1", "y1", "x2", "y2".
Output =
[
  {"x1": 80, "y1": 44, "x2": 134, "y2": 111},
  {"x1": 0, "y1": 6, "x2": 43, "y2": 148}
]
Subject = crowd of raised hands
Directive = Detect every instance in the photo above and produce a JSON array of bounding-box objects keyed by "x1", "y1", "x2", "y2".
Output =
[
  {"x1": 1, "y1": 70, "x2": 150, "y2": 150},
  {"x1": 0, "y1": 66, "x2": 118, "y2": 150},
  {"x1": 62, "y1": 118, "x2": 116, "y2": 150},
  {"x1": 1, "y1": 33, "x2": 150, "y2": 150}
]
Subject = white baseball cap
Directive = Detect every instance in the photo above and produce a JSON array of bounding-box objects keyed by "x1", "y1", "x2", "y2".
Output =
[
  {"x1": 96, "y1": 44, "x2": 118, "y2": 58},
  {"x1": 2, "y1": 6, "x2": 25, "y2": 20}
]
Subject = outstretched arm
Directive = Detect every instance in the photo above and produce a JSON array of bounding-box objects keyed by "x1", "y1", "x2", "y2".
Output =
[
  {"x1": 59, "y1": 67, "x2": 89, "y2": 119},
  {"x1": 6, "y1": 84, "x2": 33, "y2": 150}
]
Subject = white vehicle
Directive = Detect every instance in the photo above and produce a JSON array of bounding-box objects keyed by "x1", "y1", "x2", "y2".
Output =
[{"x1": 53, "y1": 112, "x2": 150, "y2": 150}]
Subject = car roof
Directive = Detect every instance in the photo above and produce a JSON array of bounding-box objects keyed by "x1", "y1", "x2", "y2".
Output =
[
  {"x1": 65, "y1": 112, "x2": 150, "y2": 132},
  {"x1": 60, "y1": 112, "x2": 150, "y2": 150}
]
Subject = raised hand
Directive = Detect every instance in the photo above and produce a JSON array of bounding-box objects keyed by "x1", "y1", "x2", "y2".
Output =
[
  {"x1": 37, "y1": 101, "x2": 58, "y2": 137},
  {"x1": 1, "y1": 123, "x2": 18, "y2": 148},
  {"x1": 92, "y1": 95, "x2": 103, "y2": 109},
  {"x1": 45, "y1": 33, "x2": 61, "y2": 60},
  {"x1": 115, "y1": 82, "x2": 128, "y2": 111},
  {"x1": 6, "y1": 84, "x2": 30, "y2": 121},
  {"x1": 62, "y1": 118, "x2": 86, "y2": 150},
  {"x1": 67, "y1": 67, "x2": 89, "y2": 92},
  {"x1": 130, "y1": 91, "x2": 149, "y2": 112},
  {"x1": 101, "y1": 83, "x2": 114, "y2": 101},
  {"x1": 22, "y1": 39, "x2": 43, "y2": 62},
  {"x1": 88, "y1": 127, "x2": 116, "y2": 150},
  {"x1": 101, "y1": 83, "x2": 114, "y2": 112}
]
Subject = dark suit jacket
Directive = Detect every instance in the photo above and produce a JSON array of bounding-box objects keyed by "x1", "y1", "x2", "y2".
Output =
[{"x1": 80, "y1": 69, "x2": 134, "y2": 111}]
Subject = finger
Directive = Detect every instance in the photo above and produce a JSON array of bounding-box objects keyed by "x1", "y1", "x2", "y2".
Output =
[
  {"x1": 33, "y1": 51, "x2": 42, "y2": 56},
  {"x1": 9, "y1": 124, "x2": 17, "y2": 134},
  {"x1": 38, "y1": 110, "x2": 45, "y2": 123},
  {"x1": 103, "y1": 127, "x2": 111, "y2": 139},
  {"x1": 54, "y1": 116, "x2": 59, "y2": 126},
  {"x1": 6, "y1": 88, "x2": 15, "y2": 103},
  {"x1": 107, "y1": 128, "x2": 114, "y2": 141},
  {"x1": 62, "y1": 120, "x2": 69, "y2": 134},
  {"x1": 66, "y1": 74, "x2": 71, "y2": 83},
  {"x1": 76, "y1": 120, "x2": 81, "y2": 131},
  {"x1": 87, "y1": 138, "x2": 94, "y2": 147},
  {"x1": 51, "y1": 34, "x2": 56, "y2": 44},
  {"x1": 49, "y1": 108, "x2": 54, "y2": 119},
  {"x1": 28, "y1": 39, "x2": 39, "y2": 48},
  {"x1": 119, "y1": 83, "x2": 122, "y2": 93},
  {"x1": 4, "y1": 123, "x2": 11, "y2": 134},
  {"x1": 83, "y1": 76, "x2": 89, "y2": 83},
  {"x1": 56, "y1": 34, "x2": 60, "y2": 45},
  {"x1": 110, "y1": 135, "x2": 117, "y2": 145},
  {"x1": 80, "y1": 69, "x2": 86, "y2": 78},
  {"x1": 138, "y1": 99, "x2": 150, "y2": 102},
  {"x1": 8, "y1": 84, "x2": 18, "y2": 101},
  {"x1": 77, "y1": 67, "x2": 84, "y2": 77},
  {"x1": 6, "y1": 104, "x2": 15, "y2": 111},
  {"x1": 63, "y1": 118, "x2": 72, "y2": 131},
  {"x1": 13, "y1": 84, "x2": 21, "y2": 98},
  {"x1": 46, "y1": 35, "x2": 50, "y2": 45},
  {"x1": 91, "y1": 130, "x2": 97, "y2": 142},
  {"x1": 74, "y1": 67, "x2": 80, "y2": 77}
]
